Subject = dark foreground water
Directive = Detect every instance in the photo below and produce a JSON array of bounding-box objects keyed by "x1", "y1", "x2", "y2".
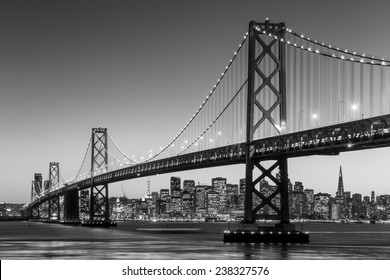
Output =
[{"x1": 1, "y1": 221, "x2": 390, "y2": 259}]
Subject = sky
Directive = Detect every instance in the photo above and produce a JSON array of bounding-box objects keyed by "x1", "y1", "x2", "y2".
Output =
[{"x1": 1, "y1": 0, "x2": 390, "y2": 203}]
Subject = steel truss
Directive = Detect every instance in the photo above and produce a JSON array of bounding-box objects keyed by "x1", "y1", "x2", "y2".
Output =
[
  {"x1": 49, "y1": 162, "x2": 60, "y2": 191},
  {"x1": 244, "y1": 20, "x2": 289, "y2": 224},
  {"x1": 89, "y1": 128, "x2": 110, "y2": 221},
  {"x1": 48, "y1": 196, "x2": 60, "y2": 220},
  {"x1": 31, "y1": 205, "x2": 40, "y2": 219}
]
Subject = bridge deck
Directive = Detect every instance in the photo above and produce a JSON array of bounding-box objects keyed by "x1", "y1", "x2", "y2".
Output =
[{"x1": 25, "y1": 114, "x2": 390, "y2": 210}]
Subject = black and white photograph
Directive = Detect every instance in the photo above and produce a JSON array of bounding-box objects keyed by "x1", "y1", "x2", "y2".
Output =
[{"x1": 1, "y1": 0, "x2": 390, "y2": 277}]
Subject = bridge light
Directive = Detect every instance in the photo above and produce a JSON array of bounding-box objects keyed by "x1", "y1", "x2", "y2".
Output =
[
  {"x1": 312, "y1": 114, "x2": 318, "y2": 119},
  {"x1": 347, "y1": 143, "x2": 353, "y2": 148},
  {"x1": 351, "y1": 104, "x2": 358, "y2": 111},
  {"x1": 218, "y1": 131, "x2": 221, "y2": 135}
]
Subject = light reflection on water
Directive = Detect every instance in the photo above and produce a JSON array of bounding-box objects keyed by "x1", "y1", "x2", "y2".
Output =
[{"x1": 1, "y1": 221, "x2": 390, "y2": 259}]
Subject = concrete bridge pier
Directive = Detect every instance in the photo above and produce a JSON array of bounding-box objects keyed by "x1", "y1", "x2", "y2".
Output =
[{"x1": 63, "y1": 189, "x2": 80, "y2": 225}]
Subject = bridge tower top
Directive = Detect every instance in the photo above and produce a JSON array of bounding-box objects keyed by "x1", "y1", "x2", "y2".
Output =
[
  {"x1": 91, "y1": 127, "x2": 108, "y2": 176},
  {"x1": 251, "y1": 18, "x2": 285, "y2": 34},
  {"x1": 49, "y1": 162, "x2": 60, "y2": 191}
]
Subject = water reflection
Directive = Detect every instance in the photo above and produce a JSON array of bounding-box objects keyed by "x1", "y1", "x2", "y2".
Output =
[{"x1": 1, "y1": 221, "x2": 390, "y2": 259}]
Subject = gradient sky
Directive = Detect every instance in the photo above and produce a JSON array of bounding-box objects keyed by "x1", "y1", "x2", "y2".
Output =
[{"x1": 1, "y1": 0, "x2": 390, "y2": 203}]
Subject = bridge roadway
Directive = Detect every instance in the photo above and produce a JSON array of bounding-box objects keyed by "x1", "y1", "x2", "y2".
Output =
[{"x1": 25, "y1": 114, "x2": 390, "y2": 211}]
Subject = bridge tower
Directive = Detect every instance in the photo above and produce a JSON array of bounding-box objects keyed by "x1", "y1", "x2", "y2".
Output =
[
  {"x1": 29, "y1": 173, "x2": 42, "y2": 219},
  {"x1": 88, "y1": 127, "x2": 111, "y2": 224},
  {"x1": 225, "y1": 19, "x2": 308, "y2": 243},
  {"x1": 244, "y1": 19, "x2": 290, "y2": 226},
  {"x1": 48, "y1": 162, "x2": 61, "y2": 221}
]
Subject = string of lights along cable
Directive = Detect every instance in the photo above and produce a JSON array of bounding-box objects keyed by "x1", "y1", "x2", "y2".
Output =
[{"x1": 27, "y1": 21, "x2": 390, "y2": 205}]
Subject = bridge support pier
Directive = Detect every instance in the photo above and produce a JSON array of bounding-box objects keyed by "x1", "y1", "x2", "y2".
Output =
[
  {"x1": 63, "y1": 189, "x2": 80, "y2": 225},
  {"x1": 83, "y1": 184, "x2": 116, "y2": 227},
  {"x1": 28, "y1": 206, "x2": 40, "y2": 221},
  {"x1": 48, "y1": 196, "x2": 61, "y2": 222}
]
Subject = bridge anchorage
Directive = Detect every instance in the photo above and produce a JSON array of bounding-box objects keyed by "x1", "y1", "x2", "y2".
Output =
[{"x1": 224, "y1": 19, "x2": 308, "y2": 243}]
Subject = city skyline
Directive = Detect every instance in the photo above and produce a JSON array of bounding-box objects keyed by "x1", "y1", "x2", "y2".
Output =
[
  {"x1": 2, "y1": 0, "x2": 390, "y2": 203},
  {"x1": 107, "y1": 165, "x2": 386, "y2": 201}
]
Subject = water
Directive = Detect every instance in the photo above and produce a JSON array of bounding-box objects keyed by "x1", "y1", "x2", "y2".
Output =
[{"x1": 1, "y1": 221, "x2": 390, "y2": 259}]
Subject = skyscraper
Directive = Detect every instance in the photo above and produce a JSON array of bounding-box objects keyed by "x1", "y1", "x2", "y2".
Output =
[
  {"x1": 212, "y1": 177, "x2": 227, "y2": 214},
  {"x1": 371, "y1": 191, "x2": 376, "y2": 204},
  {"x1": 183, "y1": 180, "x2": 195, "y2": 194},
  {"x1": 170, "y1": 177, "x2": 181, "y2": 196},
  {"x1": 335, "y1": 166, "x2": 347, "y2": 219},
  {"x1": 336, "y1": 166, "x2": 344, "y2": 197}
]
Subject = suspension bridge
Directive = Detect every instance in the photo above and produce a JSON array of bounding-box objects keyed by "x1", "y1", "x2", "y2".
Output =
[{"x1": 23, "y1": 19, "x2": 390, "y2": 243}]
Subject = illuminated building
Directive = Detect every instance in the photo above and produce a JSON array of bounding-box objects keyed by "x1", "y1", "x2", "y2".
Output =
[{"x1": 170, "y1": 177, "x2": 181, "y2": 196}]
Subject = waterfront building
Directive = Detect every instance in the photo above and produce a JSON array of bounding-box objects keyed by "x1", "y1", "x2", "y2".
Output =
[
  {"x1": 183, "y1": 180, "x2": 195, "y2": 194},
  {"x1": 181, "y1": 190, "x2": 193, "y2": 218},
  {"x1": 170, "y1": 176, "x2": 181, "y2": 196},
  {"x1": 206, "y1": 191, "x2": 219, "y2": 216},
  {"x1": 151, "y1": 191, "x2": 159, "y2": 204},
  {"x1": 371, "y1": 191, "x2": 376, "y2": 204},
  {"x1": 294, "y1": 181, "x2": 304, "y2": 193},
  {"x1": 334, "y1": 166, "x2": 347, "y2": 218},
  {"x1": 160, "y1": 189, "x2": 170, "y2": 200},
  {"x1": 303, "y1": 189, "x2": 315, "y2": 218},
  {"x1": 194, "y1": 185, "x2": 207, "y2": 215},
  {"x1": 239, "y1": 178, "x2": 245, "y2": 195},
  {"x1": 170, "y1": 194, "x2": 181, "y2": 215},
  {"x1": 314, "y1": 192, "x2": 331, "y2": 219},
  {"x1": 291, "y1": 191, "x2": 304, "y2": 219},
  {"x1": 331, "y1": 203, "x2": 341, "y2": 220},
  {"x1": 212, "y1": 177, "x2": 227, "y2": 214}
]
